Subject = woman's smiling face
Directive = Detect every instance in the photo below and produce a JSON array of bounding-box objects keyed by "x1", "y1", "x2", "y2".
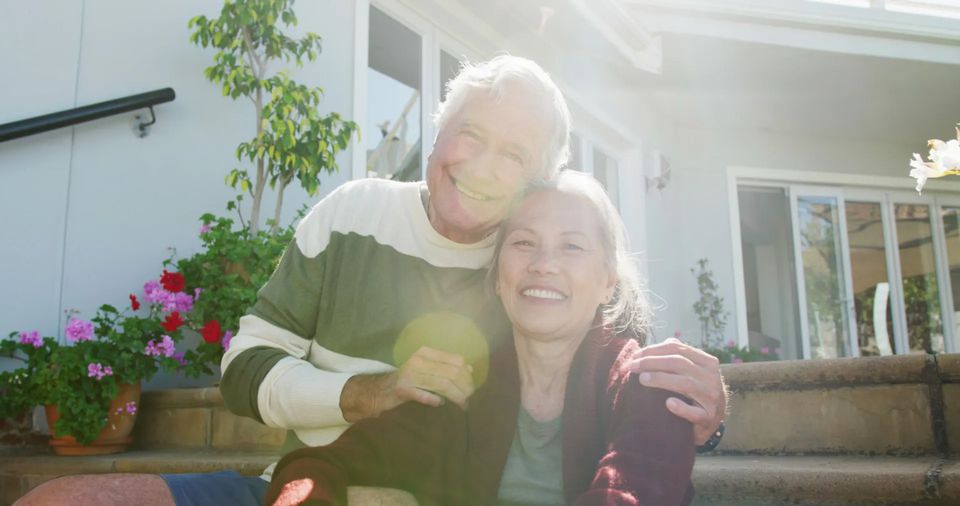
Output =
[{"x1": 496, "y1": 189, "x2": 617, "y2": 342}]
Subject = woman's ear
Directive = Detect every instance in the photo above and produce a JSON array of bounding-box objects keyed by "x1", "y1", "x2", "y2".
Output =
[{"x1": 604, "y1": 273, "x2": 618, "y2": 304}]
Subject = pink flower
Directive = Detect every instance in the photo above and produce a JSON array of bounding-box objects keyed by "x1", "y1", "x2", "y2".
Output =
[
  {"x1": 125, "y1": 401, "x2": 138, "y2": 415},
  {"x1": 194, "y1": 287, "x2": 203, "y2": 302},
  {"x1": 221, "y1": 330, "x2": 233, "y2": 351},
  {"x1": 761, "y1": 347, "x2": 770, "y2": 355},
  {"x1": 87, "y1": 362, "x2": 113, "y2": 380},
  {"x1": 65, "y1": 318, "x2": 94, "y2": 342},
  {"x1": 144, "y1": 335, "x2": 176, "y2": 358},
  {"x1": 731, "y1": 357, "x2": 744, "y2": 364},
  {"x1": 726, "y1": 340, "x2": 736, "y2": 348},
  {"x1": 143, "y1": 280, "x2": 164, "y2": 304},
  {"x1": 199, "y1": 224, "x2": 211, "y2": 235},
  {"x1": 174, "y1": 292, "x2": 194, "y2": 313},
  {"x1": 19, "y1": 331, "x2": 42, "y2": 348}
]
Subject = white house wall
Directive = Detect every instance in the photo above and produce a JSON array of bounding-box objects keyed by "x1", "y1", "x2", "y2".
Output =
[{"x1": 0, "y1": 0, "x2": 358, "y2": 340}]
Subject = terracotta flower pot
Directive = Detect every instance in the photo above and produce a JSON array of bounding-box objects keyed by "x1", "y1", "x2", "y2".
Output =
[{"x1": 44, "y1": 382, "x2": 141, "y2": 456}]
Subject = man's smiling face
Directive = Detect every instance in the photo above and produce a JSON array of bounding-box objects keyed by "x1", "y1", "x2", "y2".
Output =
[{"x1": 425, "y1": 85, "x2": 552, "y2": 244}]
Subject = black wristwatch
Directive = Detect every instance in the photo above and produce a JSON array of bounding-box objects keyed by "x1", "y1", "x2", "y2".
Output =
[{"x1": 696, "y1": 421, "x2": 725, "y2": 453}]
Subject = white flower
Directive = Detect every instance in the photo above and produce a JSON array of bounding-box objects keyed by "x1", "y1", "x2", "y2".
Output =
[
  {"x1": 908, "y1": 126, "x2": 960, "y2": 194},
  {"x1": 928, "y1": 137, "x2": 960, "y2": 170}
]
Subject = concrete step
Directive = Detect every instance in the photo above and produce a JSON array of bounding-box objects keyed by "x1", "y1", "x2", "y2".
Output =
[
  {"x1": 5, "y1": 451, "x2": 959, "y2": 505},
  {"x1": 133, "y1": 387, "x2": 286, "y2": 452},
  {"x1": 0, "y1": 449, "x2": 278, "y2": 505},
  {"x1": 718, "y1": 353, "x2": 960, "y2": 456},
  {"x1": 692, "y1": 455, "x2": 959, "y2": 505}
]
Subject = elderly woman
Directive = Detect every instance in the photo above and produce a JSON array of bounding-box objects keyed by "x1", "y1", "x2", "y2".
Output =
[{"x1": 265, "y1": 171, "x2": 695, "y2": 506}]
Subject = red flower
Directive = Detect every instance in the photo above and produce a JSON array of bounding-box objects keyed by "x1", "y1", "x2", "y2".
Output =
[
  {"x1": 161, "y1": 311, "x2": 184, "y2": 333},
  {"x1": 160, "y1": 269, "x2": 186, "y2": 293},
  {"x1": 129, "y1": 294, "x2": 141, "y2": 311},
  {"x1": 200, "y1": 320, "x2": 222, "y2": 344}
]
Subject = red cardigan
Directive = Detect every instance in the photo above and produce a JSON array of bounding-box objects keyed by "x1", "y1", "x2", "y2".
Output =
[{"x1": 265, "y1": 330, "x2": 695, "y2": 506}]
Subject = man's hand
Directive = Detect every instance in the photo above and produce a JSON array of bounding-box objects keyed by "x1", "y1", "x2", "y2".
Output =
[
  {"x1": 626, "y1": 338, "x2": 727, "y2": 445},
  {"x1": 340, "y1": 346, "x2": 475, "y2": 423}
]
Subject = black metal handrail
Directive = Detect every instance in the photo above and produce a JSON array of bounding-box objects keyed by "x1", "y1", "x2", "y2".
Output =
[{"x1": 0, "y1": 88, "x2": 176, "y2": 143}]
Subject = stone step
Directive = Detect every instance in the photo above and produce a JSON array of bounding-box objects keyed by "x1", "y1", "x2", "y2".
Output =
[
  {"x1": 718, "y1": 353, "x2": 960, "y2": 456},
  {"x1": 0, "y1": 449, "x2": 278, "y2": 506},
  {"x1": 692, "y1": 455, "x2": 959, "y2": 505},
  {"x1": 133, "y1": 386, "x2": 286, "y2": 452},
  {"x1": 5, "y1": 451, "x2": 959, "y2": 505}
]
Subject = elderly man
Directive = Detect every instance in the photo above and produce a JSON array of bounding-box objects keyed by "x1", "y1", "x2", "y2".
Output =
[{"x1": 17, "y1": 56, "x2": 724, "y2": 506}]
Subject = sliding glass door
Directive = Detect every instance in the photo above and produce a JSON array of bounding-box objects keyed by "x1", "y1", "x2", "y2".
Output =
[
  {"x1": 789, "y1": 188, "x2": 858, "y2": 358},
  {"x1": 737, "y1": 183, "x2": 957, "y2": 359}
]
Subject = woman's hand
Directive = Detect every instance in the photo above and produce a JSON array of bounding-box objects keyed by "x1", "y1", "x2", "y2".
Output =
[
  {"x1": 626, "y1": 338, "x2": 727, "y2": 445},
  {"x1": 340, "y1": 346, "x2": 474, "y2": 422}
]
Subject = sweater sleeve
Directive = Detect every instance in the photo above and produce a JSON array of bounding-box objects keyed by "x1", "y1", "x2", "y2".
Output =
[
  {"x1": 573, "y1": 343, "x2": 696, "y2": 506},
  {"x1": 220, "y1": 188, "x2": 358, "y2": 429},
  {"x1": 264, "y1": 401, "x2": 465, "y2": 506}
]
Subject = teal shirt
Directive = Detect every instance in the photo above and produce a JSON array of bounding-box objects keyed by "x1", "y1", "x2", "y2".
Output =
[{"x1": 497, "y1": 408, "x2": 565, "y2": 506}]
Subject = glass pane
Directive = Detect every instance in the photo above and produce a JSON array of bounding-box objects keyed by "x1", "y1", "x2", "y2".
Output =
[
  {"x1": 942, "y1": 207, "x2": 960, "y2": 348},
  {"x1": 439, "y1": 50, "x2": 461, "y2": 102},
  {"x1": 367, "y1": 6, "x2": 421, "y2": 181},
  {"x1": 738, "y1": 186, "x2": 802, "y2": 360},
  {"x1": 593, "y1": 148, "x2": 619, "y2": 208},
  {"x1": 845, "y1": 202, "x2": 895, "y2": 356},
  {"x1": 895, "y1": 204, "x2": 944, "y2": 353},
  {"x1": 797, "y1": 196, "x2": 851, "y2": 358}
]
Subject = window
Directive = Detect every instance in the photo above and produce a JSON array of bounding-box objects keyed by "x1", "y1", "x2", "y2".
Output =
[
  {"x1": 894, "y1": 203, "x2": 945, "y2": 353},
  {"x1": 439, "y1": 50, "x2": 460, "y2": 102},
  {"x1": 366, "y1": 6, "x2": 422, "y2": 181},
  {"x1": 593, "y1": 148, "x2": 620, "y2": 208},
  {"x1": 738, "y1": 186, "x2": 803, "y2": 360},
  {"x1": 359, "y1": 5, "x2": 472, "y2": 182},
  {"x1": 845, "y1": 201, "x2": 895, "y2": 356},
  {"x1": 566, "y1": 134, "x2": 622, "y2": 209},
  {"x1": 736, "y1": 183, "x2": 957, "y2": 358}
]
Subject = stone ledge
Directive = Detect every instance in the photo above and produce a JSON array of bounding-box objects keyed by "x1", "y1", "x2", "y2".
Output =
[
  {"x1": 722, "y1": 354, "x2": 933, "y2": 391},
  {"x1": 0, "y1": 449, "x2": 278, "y2": 476},
  {"x1": 5, "y1": 452, "x2": 958, "y2": 505},
  {"x1": 140, "y1": 387, "x2": 222, "y2": 409},
  {"x1": 693, "y1": 455, "x2": 955, "y2": 505},
  {"x1": 938, "y1": 355, "x2": 960, "y2": 383}
]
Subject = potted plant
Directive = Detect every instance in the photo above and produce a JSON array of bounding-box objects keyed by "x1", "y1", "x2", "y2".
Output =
[
  {"x1": 166, "y1": 0, "x2": 357, "y2": 351},
  {"x1": 0, "y1": 269, "x2": 223, "y2": 455}
]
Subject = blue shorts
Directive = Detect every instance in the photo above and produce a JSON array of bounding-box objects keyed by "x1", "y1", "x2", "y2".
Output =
[{"x1": 160, "y1": 470, "x2": 268, "y2": 506}]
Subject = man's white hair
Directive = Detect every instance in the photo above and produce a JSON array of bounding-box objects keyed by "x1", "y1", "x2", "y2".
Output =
[{"x1": 433, "y1": 55, "x2": 571, "y2": 177}]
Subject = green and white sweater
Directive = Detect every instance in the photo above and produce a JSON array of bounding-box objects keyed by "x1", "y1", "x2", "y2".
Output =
[{"x1": 220, "y1": 178, "x2": 509, "y2": 477}]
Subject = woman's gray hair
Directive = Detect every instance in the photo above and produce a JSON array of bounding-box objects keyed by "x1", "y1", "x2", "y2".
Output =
[
  {"x1": 434, "y1": 55, "x2": 571, "y2": 178},
  {"x1": 489, "y1": 170, "x2": 652, "y2": 339}
]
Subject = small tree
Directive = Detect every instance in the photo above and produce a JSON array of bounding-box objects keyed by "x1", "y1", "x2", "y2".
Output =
[
  {"x1": 189, "y1": 0, "x2": 358, "y2": 234},
  {"x1": 691, "y1": 258, "x2": 728, "y2": 348}
]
